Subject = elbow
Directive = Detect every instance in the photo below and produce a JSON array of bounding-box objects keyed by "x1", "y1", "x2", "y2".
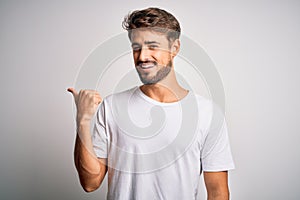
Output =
[
  {"x1": 80, "y1": 176, "x2": 102, "y2": 193},
  {"x1": 81, "y1": 180, "x2": 101, "y2": 193},
  {"x1": 80, "y1": 176, "x2": 106, "y2": 193},
  {"x1": 77, "y1": 171, "x2": 106, "y2": 193},
  {"x1": 82, "y1": 185, "x2": 99, "y2": 193}
]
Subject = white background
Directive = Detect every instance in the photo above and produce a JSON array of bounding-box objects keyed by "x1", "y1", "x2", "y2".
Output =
[{"x1": 0, "y1": 0, "x2": 299, "y2": 199}]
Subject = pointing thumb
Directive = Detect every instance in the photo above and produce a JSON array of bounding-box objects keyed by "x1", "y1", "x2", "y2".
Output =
[{"x1": 67, "y1": 87, "x2": 78, "y2": 98}]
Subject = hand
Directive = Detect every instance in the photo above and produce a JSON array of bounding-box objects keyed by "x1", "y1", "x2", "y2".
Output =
[{"x1": 67, "y1": 88, "x2": 102, "y2": 123}]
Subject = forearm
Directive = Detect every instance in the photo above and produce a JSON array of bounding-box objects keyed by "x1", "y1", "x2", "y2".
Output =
[{"x1": 74, "y1": 121, "x2": 107, "y2": 192}]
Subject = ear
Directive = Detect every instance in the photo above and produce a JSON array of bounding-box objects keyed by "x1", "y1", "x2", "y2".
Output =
[{"x1": 171, "y1": 39, "x2": 180, "y2": 58}]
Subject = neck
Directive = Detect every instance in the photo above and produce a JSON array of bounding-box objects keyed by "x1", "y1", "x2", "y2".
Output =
[{"x1": 140, "y1": 69, "x2": 188, "y2": 103}]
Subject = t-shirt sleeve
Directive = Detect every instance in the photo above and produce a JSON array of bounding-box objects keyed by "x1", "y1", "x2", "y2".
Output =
[
  {"x1": 92, "y1": 100, "x2": 109, "y2": 158},
  {"x1": 201, "y1": 102, "x2": 235, "y2": 172}
]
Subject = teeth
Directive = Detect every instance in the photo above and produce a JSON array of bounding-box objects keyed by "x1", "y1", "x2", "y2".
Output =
[{"x1": 140, "y1": 63, "x2": 155, "y2": 69}]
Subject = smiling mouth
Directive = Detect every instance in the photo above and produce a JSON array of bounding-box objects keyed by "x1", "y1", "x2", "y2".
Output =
[
  {"x1": 140, "y1": 64, "x2": 155, "y2": 69},
  {"x1": 138, "y1": 62, "x2": 157, "y2": 70}
]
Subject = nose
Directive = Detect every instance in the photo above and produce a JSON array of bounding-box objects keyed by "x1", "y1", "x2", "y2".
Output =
[{"x1": 138, "y1": 46, "x2": 151, "y2": 61}]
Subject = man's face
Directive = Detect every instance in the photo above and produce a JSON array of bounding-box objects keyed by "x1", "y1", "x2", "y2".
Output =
[{"x1": 130, "y1": 30, "x2": 175, "y2": 85}]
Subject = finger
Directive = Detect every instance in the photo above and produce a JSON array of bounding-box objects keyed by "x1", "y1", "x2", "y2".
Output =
[
  {"x1": 95, "y1": 97, "x2": 102, "y2": 104},
  {"x1": 94, "y1": 93, "x2": 101, "y2": 98},
  {"x1": 67, "y1": 87, "x2": 78, "y2": 97},
  {"x1": 87, "y1": 90, "x2": 101, "y2": 99}
]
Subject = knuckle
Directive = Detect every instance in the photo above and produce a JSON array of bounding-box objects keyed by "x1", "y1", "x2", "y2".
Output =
[{"x1": 80, "y1": 90, "x2": 86, "y2": 95}]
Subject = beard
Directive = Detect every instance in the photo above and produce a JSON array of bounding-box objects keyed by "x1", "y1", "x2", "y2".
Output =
[{"x1": 136, "y1": 60, "x2": 172, "y2": 85}]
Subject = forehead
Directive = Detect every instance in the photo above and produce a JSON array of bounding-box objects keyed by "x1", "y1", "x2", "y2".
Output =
[{"x1": 130, "y1": 29, "x2": 168, "y2": 44}]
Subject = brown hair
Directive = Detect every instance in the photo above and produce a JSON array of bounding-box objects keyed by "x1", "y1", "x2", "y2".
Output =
[{"x1": 122, "y1": 7, "x2": 181, "y2": 42}]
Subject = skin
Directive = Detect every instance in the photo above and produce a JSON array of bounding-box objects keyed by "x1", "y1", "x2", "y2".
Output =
[
  {"x1": 130, "y1": 29, "x2": 187, "y2": 102},
  {"x1": 67, "y1": 88, "x2": 107, "y2": 192},
  {"x1": 68, "y1": 29, "x2": 230, "y2": 199},
  {"x1": 204, "y1": 171, "x2": 230, "y2": 200}
]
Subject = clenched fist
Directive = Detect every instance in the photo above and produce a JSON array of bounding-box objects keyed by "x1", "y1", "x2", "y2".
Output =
[{"x1": 67, "y1": 88, "x2": 102, "y2": 123}]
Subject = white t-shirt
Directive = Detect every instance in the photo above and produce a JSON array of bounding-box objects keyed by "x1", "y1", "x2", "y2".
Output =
[{"x1": 92, "y1": 86, "x2": 234, "y2": 200}]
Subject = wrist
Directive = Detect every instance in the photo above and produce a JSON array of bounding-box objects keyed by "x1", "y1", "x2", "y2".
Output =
[
  {"x1": 76, "y1": 114, "x2": 92, "y2": 123},
  {"x1": 76, "y1": 119, "x2": 91, "y2": 137},
  {"x1": 76, "y1": 117, "x2": 91, "y2": 126}
]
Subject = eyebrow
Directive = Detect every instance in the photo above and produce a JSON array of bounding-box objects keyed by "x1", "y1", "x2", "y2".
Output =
[
  {"x1": 131, "y1": 41, "x2": 160, "y2": 46},
  {"x1": 144, "y1": 41, "x2": 160, "y2": 45}
]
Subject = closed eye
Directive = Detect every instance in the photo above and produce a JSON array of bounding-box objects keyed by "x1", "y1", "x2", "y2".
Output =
[
  {"x1": 148, "y1": 45, "x2": 159, "y2": 50},
  {"x1": 132, "y1": 45, "x2": 141, "y2": 51}
]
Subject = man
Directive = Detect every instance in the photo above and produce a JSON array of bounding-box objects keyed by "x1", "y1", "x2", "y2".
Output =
[{"x1": 68, "y1": 7, "x2": 234, "y2": 200}]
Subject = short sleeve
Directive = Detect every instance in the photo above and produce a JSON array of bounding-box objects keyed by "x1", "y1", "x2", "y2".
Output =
[
  {"x1": 92, "y1": 100, "x2": 109, "y2": 158},
  {"x1": 201, "y1": 103, "x2": 235, "y2": 172}
]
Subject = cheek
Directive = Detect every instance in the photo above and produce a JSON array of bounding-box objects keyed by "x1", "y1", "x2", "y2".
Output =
[
  {"x1": 133, "y1": 53, "x2": 139, "y2": 63},
  {"x1": 157, "y1": 52, "x2": 172, "y2": 64}
]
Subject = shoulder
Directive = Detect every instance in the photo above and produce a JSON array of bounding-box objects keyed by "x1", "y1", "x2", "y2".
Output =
[
  {"x1": 194, "y1": 94, "x2": 213, "y2": 108},
  {"x1": 100, "y1": 86, "x2": 139, "y2": 111},
  {"x1": 191, "y1": 93, "x2": 214, "y2": 118},
  {"x1": 103, "y1": 86, "x2": 138, "y2": 103},
  {"x1": 96, "y1": 87, "x2": 138, "y2": 118},
  {"x1": 192, "y1": 93, "x2": 225, "y2": 119},
  {"x1": 191, "y1": 93, "x2": 226, "y2": 135}
]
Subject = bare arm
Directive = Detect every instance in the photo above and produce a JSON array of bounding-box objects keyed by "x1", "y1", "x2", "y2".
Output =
[
  {"x1": 204, "y1": 171, "x2": 230, "y2": 200},
  {"x1": 68, "y1": 88, "x2": 107, "y2": 192},
  {"x1": 74, "y1": 121, "x2": 107, "y2": 192}
]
